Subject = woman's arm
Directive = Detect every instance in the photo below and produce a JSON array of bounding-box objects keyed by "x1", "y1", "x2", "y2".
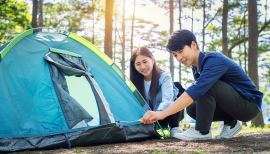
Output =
[{"x1": 141, "y1": 92, "x2": 194, "y2": 124}]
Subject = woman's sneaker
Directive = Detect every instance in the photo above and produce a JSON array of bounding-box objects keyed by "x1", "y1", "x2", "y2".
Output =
[
  {"x1": 170, "y1": 127, "x2": 183, "y2": 137},
  {"x1": 215, "y1": 120, "x2": 242, "y2": 139},
  {"x1": 172, "y1": 127, "x2": 212, "y2": 140}
]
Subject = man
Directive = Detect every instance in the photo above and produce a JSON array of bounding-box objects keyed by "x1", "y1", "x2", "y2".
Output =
[{"x1": 141, "y1": 29, "x2": 263, "y2": 140}]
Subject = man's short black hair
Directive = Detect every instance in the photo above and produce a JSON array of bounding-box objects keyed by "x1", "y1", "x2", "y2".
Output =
[{"x1": 166, "y1": 29, "x2": 199, "y2": 53}]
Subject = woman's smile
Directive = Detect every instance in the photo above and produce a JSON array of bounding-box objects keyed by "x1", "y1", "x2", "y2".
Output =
[{"x1": 142, "y1": 69, "x2": 148, "y2": 74}]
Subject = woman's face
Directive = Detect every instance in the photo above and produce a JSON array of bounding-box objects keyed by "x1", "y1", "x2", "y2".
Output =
[{"x1": 134, "y1": 55, "x2": 154, "y2": 80}]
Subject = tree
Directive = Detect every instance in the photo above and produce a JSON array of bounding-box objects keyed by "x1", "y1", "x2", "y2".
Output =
[
  {"x1": 112, "y1": 0, "x2": 121, "y2": 62},
  {"x1": 131, "y1": 0, "x2": 136, "y2": 52},
  {"x1": 43, "y1": 1, "x2": 86, "y2": 33},
  {"x1": 244, "y1": 0, "x2": 247, "y2": 73},
  {"x1": 260, "y1": 54, "x2": 270, "y2": 84},
  {"x1": 170, "y1": 0, "x2": 174, "y2": 81},
  {"x1": 77, "y1": 0, "x2": 106, "y2": 46},
  {"x1": 38, "y1": 0, "x2": 43, "y2": 27},
  {"x1": 104, "y1": 0, "x2": 114, "y2": 59},
  {"x1": 121, "y1": 0, "x2": 125, "y2": 72},
  {"x1": 32, "y1": 0, "x2": 38, "y2": 28},
  {"x1": 205, "y1": 0, "x2": 270, "y2": 59},
  {"x1": 149, "y1": 0, "x2": 176, "y2": 80},
  {"x1": 222, "y1": 0, "x2": 228, "y2": 57},
  {"x1": 86, "y1": 0, "x2": 105, "y2": 45},
  {"x1": 266, "y1": 0, "x2": 268, "y2": 23},
  {"x1": 248, "y1": 0, "x2": 264, "y2": 127},
  {"x1": 178, "y1": 0, "x2": 182, "y2": 83},
  {"x1": 0, "y1": 0, "x2": 31, "y2": 45},
  {"x1": 91, "y1": 0, "x2": 95, "y2": 44},
  {"x1": 202, "y1": 0, "x2": 205, "y2": 52}
]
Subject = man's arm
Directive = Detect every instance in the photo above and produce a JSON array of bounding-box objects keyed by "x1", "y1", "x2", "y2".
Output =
[{"x1": 141, "y1": 92, "x2": 194, "y2": 124}]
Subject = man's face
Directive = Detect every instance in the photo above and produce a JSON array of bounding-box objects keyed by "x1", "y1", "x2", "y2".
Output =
[{"x1": 171, "y1": 43, "x2": 197, "y2": 67}]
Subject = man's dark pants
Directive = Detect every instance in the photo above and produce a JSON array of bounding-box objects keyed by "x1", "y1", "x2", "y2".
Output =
[{"x1": 186, "y1": 80, "x2": 259, "y2": 132}]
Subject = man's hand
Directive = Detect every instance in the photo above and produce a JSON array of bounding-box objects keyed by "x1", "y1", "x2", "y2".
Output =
[
  {"x1": 141, "y1": 110, "x2": 165, "y2": 124},
  {"x1": 141, "y1": 92, "x2": 194, "y2": 125}
]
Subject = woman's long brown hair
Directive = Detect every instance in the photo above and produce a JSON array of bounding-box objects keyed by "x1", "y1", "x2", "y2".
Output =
[{"x1": 130, "y1": 47, "x2": 164, "y2": 109}]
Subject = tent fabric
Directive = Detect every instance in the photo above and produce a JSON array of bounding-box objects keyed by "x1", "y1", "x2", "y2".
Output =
[
  {"x1": 0, "y1": 28, "x2": 160, "y2": 151},
  {"x1": 0, "y1": 29, "x2": 34, "y2": 60},
  {"x1": 0, "y1": 41, "x2": 10, "y2": 52}
]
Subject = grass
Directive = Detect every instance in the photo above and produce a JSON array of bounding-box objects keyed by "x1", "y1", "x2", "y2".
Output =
[
  {"x1": 212, "y1": 125, "x2": 270, "y2": 137},
  {"x1": 73, "y1": 146, "x2": 83, "y2": 152},
  {"x1": 156, "y1": 129, "x2": 171, "y2": 137},
  {"x1": 156, "y1": 123, "x2": 270, "y2": 138},
  {"x1": 153, "y1": 124, "x2": 270, "y2": 154}
]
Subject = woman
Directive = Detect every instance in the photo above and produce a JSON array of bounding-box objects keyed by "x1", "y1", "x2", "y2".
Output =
[
  {"x1": 130, "y1": 47, "x2": 184, "y2": 137},
  {"x1": 141, "y1": 30, "x2": 263, "y2": 140}
]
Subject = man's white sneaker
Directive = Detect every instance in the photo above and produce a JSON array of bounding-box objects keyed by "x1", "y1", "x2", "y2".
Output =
[
  {"x1": 215, "y1": 120, "x2": 242, "y2": 139},
  {"x1": 170, "y1": 127, "x2": 183, "y2": 137},
  {"x1": 172, "y1": 127, "x2": 212, "y2": 141}
]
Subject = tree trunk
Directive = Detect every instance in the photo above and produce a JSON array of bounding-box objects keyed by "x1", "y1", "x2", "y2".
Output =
[
  {"x1": 248, "y1": 0, "x2": 264, "y2": 127},
  {"x1": 238, "y1": 44, "x2": 241, "y2": 67},
  {"x1": 179, "y1": 0, "x2": 181, "y2": 84},
  {"x1": 222, "y1": 0, "x2": 228, "y2": 57},
  {"x1": 121, "y1": 0, "x2": 125, "y2": 72},
  {"x1": 92, "y1": 0, "x2": 95, "y2": 45},
  {"x1": 104, "y1": 0, "x2": 114, "y2": 59},
  {"x1": 191, "y1": 8, "x2": 194, "y2": 32},
  {"x1": 170, "y1": 0, "x2": 174, "y2": 81},
  {"x1": 244, "y1": 2, "x2": 247, "y2": 73},
  {"x1": 266, "y1": 0, "x2": 268, "y2": 22},
  {"x1": 32, "y1": 0, "x2": 38, "y2": 28},
  {"x1": 131, "y1": 0, "x2": 135, "y2": 53},
  {"x1": 114, "y1": 12, "x2": 117, "y2": 62},
  {"x1": 202, "y1": 0, "x2": 205, "y2": 52},
  {"x1": 38, "y1": 0, "x2": 43, "y2": 27}
]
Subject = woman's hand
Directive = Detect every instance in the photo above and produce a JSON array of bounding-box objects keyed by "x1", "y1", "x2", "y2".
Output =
[{"x1": 141, "y1": 110, "x2": 165, "y2": 124}]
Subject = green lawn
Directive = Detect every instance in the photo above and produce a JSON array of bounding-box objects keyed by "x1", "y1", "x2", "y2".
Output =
[{"x1": 157, "y1": 122, "x2": 270, "y2": 138}]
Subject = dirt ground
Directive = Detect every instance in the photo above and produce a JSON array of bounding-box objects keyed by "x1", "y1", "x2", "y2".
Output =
[{"x1": 9, "y1": 131, "x2": 270, "y2": 154}]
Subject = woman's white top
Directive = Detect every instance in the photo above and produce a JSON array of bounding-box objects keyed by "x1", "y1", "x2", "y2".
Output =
[
  {"x1": 143, "y1": 72, "x2": 179, "y2": 111},
  {"x1": 144, "y1": 80, "x2": 151, "y2": 100}
]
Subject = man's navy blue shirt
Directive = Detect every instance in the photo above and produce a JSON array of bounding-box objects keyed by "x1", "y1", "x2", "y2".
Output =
[{"x1": 185, "y1": 51, "x2": 263, "y2": 110}]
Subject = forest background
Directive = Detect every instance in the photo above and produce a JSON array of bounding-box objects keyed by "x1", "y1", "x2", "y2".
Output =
[{"x1": 0, "y1": 0, "x2": 270, "y2": 128}]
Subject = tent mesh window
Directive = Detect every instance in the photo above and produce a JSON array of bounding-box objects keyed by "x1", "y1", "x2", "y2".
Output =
[{"x1": 44, "y1": 48, "x2": 115, "y2": 129}]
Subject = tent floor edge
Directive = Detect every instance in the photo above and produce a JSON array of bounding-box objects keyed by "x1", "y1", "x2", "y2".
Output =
[{"x1": 0, "y1": 123, "x2": 159, "y2": 152}]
